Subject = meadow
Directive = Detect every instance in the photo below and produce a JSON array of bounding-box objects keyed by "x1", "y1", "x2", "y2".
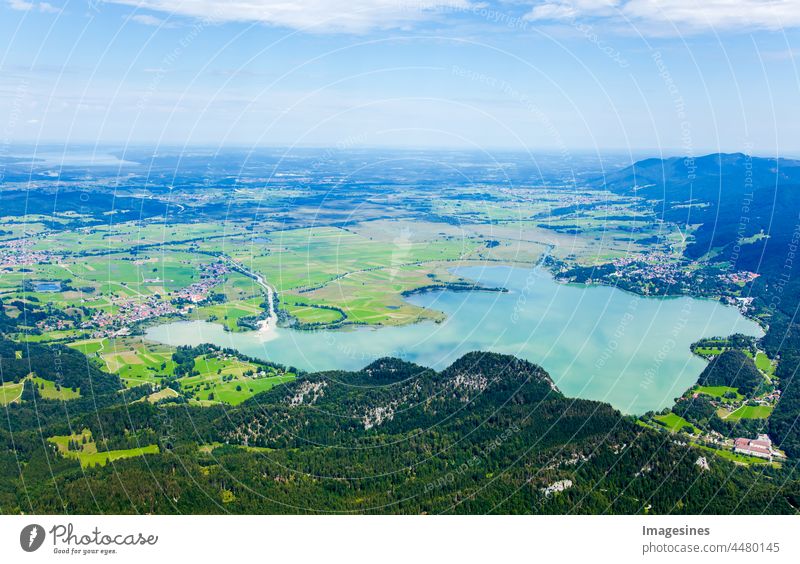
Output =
[
  {"x1": 179, "y1": 353, "x2": 295, "y2": 405},
  {"x1": 48, "y1": 429, "x2": 159, "y2": 468},
  {"x1": 723, "y1": 405, "x2": 774, "y2": 421},
  {"x1": 654, "y1": 412, "x2": 698, "y2": 433}
]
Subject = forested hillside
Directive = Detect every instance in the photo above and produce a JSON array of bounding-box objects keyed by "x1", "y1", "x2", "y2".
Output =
[{"x1": 1, "y1": 351, "x2": 797, "y2": 514}]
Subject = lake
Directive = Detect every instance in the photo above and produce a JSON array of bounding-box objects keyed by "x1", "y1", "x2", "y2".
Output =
[{"x1": 145, "y1": 265, "x2": 763, "y2": 414}]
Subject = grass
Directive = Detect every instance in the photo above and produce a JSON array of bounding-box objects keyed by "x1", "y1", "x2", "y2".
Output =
[
  {"x1": 179, "y1": 353, "x2": 296, "y2": 405},
  {"x1": 282, "y1": 300, "x2": 344, "y2": 325},
  {"x1": 693, "y1": 385, "x2": 743, "y2": 401},
  {"x1": 191, "y1": 299, "x2": 264, "y2": 331},
  {"x1": 142, "y1": 387, "x2": 180, "y2": 403},
  {"x1": 48, "y1": 429, "x2": 159, "y2": 468},
  {"x1": 68, "y1": 338, "x2": 107, "y2": 356},
  {"x1": 31, "y1": 377, "x2": 81, "y2": 400},
  {"x1": 693, "y1": 444, "x2": 772, "y2": 466},
  {"x1": 755, "y1": 352, "x2": 775, "y2": 377},
  {"x1": 725, "y1": 404, "x2": 773, "y2": 421},
  {"x1": 0, "y1": 376, "x2": 80, "y2": 403},
  {"x1": 75, "y1": 445, "x2": 160, "y2": 468},
  {"x1": 654, "y1": 412, "x2": 698, "y2": 434},
  {"x1": 0, "y1": 381, "x2": 24, "y2": 405},
  {"x1": 98, "y1": 339, "x2": 175, "y2": 387},
  {"x1": 187, "y1": 373, "x2": 295, "y2": 405},
  {"x1": 693, "y1": 346, "x2": 725, "y2": 357},
  {"x1": 225, "y1": 223, "x2": 489, "y2": 325}
]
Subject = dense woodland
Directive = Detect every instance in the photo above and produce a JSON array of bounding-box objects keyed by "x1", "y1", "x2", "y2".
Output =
[{"x1": 0, "y1": 350, "x2": 798, "y2": 514}]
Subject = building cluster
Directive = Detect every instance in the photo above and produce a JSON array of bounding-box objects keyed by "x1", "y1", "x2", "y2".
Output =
[
  {"x1": 734, "y1": 434, "x2": 776, "y2": 460},
  {"x1": 75, "y1": 262, "x2": 231, "y2": 337},
  {"x1": 688, "y1": 387, "x2": 780, "y2": 416},
  {"x1": 609, "y1": 253, "x2": 692, "y2": 286},
  {"x1": 721, "y1": 295, "x2": 755, "y2": 314},
  {"x1": 172, "y1": 261, "x2": 229, "y2": 304},
  {"x1": 85, "y1": 296, "x2": 176, "y2": 337},
  {"x1": 36, "y1": 318, "x2": 74, "y2": 333},
  {"x1": 0, "y1": 239, "x2": 62, "y2": 268},
  {"x1": 719, "y1": 270, "x2": 760, "y2": 285}
]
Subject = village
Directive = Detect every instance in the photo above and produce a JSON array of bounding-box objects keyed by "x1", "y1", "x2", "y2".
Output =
[
  {"x1": 0, "y1": 237, "x2": 62, "y2": 268},
  {"x1": 81, "y1": 261, "x2": 231, "y2": 338}
]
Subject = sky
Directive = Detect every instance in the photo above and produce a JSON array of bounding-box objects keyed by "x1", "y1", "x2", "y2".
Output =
[{"x1": 1, "y1": 0, "x2": 799, "y2": 156}]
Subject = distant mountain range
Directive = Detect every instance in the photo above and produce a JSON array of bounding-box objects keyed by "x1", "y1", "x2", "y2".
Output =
[{"x1": 598, "y1": 153, "x2": 800, "y2": 270}]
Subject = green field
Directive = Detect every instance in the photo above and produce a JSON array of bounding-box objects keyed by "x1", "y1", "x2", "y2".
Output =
[
  {"x1": 31, "y1": 376, "x2": 81, "y2": 400},
  {"x1": 191, "y1": 298, "x2": 264, "y2": 331},
  {"x1": 97, "y1": 339, "x2": 176, "y2": 387},
  {"x1": 0, "y1": 381, "x2": 24, "y2": 405},
  {"x1": 755, "y1": 352, "x2": 775, "y2": 377},
  {"x1": 283, "y1": 300, "x2": 345, "y2": 325},
  {"x1": 693, "y1": 444, "x2": 773, "y2": 466},
  {"x1": 178, "y1": 353, "x2": 295, "y2": 405},
  {"x1": 0, "y1": 376, "x2": 80, "y2": 404},
  {"x1": 190, "y1": 374, "x2": 295, "y2": 405},
  {"x1": 693, "y1": 346, "x2": 725, "y2": 357},
  {"x1": 724, "y1": 404, "x2": 774, "y2": 421},
  {"x1": 654, "y1": 412, "x2": 698, "y2": 434},
  {"x1": 693, "y1": 385, "x2": 743, "y2": 401},
  {"x1": 0, "y1": 188, "x2": 671, "y2": 333},
  {"x1": 68, "y1": 338, "x2": 107, "y2": 356},
  {"x1": 48, "y1": 430, "x2": 160, "y2": 468}
]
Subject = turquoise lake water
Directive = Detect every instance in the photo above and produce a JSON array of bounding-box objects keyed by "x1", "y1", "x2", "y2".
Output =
[{"x1": 145, "y1": 265, "x2": 763, "y2": 414}]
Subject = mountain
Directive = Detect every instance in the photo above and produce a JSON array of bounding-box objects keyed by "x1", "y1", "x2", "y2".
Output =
[
  {"x1": 3, "y1": 352, "x2": 797, "y2": 514},
  {"x1": 599, "y1": 153, "x2": 800, "y2": 268}
]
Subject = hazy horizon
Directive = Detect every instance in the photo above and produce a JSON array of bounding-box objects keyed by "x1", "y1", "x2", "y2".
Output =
[{"x1": 2, "y1": 1, "x2": 799, "y2": 154}]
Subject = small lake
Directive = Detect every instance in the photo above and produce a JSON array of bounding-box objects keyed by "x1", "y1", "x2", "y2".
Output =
[
  {"x1": 32, "y1": 281, "x2": 62, "y2": 292},
  {"x1": 145, "y1": 265, "x2": 763, "y2": 414}
]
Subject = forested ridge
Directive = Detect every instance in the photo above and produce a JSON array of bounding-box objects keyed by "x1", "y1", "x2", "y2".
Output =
[{"x1": 1, "y1": 350, "x2": 798, "y2": 514}]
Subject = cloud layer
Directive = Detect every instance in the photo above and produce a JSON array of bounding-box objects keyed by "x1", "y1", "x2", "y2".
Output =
[
  {"x1": 8, "y1": 0, "x2": 61, "y2": 13},
  {"x1": 525, "y1": 0, "x2": 800, "y2": 33},
  {"x1": 107, "y1": 0, "x2": 473, "y2": 33},
  {"x1": 31, "y1": 0, "x2": 796, "y2": 34}
]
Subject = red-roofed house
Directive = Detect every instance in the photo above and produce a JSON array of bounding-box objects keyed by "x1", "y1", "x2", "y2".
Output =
[{"x1": 734, "y1": 434, "x2": 773, "y2": 460}]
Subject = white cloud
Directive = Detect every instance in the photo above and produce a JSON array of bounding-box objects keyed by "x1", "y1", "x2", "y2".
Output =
[
  {"x1": 525, "y1": 0, "x2": 800, "y2": 32},
  {"x1": 8, "y1": 0, "x2": 60, "y2": 13},
  {"x1": 8, "y1": 0, "x2": 34, "y2": 9},
  {"x1": 105, "y1": 0, "x2": 473, "y2": 33},
  {"x1": 131, "y1": 13, "x2": 170, "y2": 27}
]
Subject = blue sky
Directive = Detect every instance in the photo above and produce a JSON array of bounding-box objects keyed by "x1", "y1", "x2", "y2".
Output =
[{"x1": 1, "y1": 1, "x2": 799, "y2": 155}]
